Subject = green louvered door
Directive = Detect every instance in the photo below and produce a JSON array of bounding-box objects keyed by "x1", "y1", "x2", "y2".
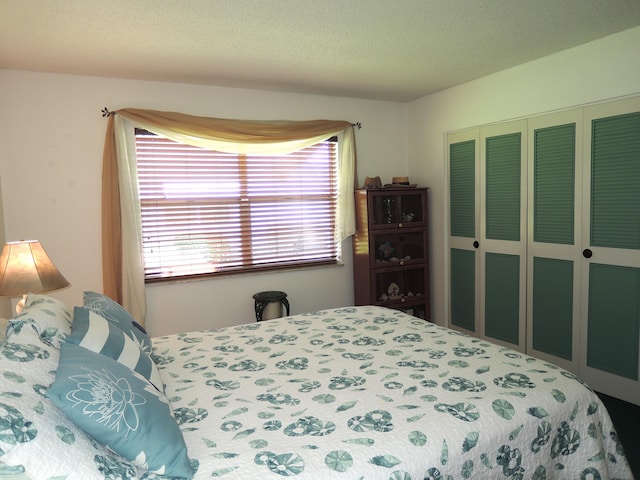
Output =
[
  {"x1": 527, "y1": 110, "x2": 583, "y2": 373},
  {"x1": 480, "y1": 122, "x2": 527, "y2": 351},
  {"x1": 448, "y1": 130, "x2": 480, "y2": 335},
  {"x1": 448, "y1": 122, "x2": 527, "y2": 352},
  {"x1": 448, "y1": 97, "x2": 640, "y2": 404},
  {"x1": 579, "y1": 98, "x2": 640, "y2": 405}
]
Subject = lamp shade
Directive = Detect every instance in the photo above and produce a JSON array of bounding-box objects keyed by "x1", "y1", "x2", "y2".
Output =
[{"x1": 0, "y1": 240, "x2": 70, "y2": 296}]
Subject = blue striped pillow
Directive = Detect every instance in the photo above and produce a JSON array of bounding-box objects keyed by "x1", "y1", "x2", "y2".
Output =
[
  {"x1": 67, "y1": 307, "x2": 163, "y2": 392},
  {"x1": 82, "y1": 291, "x2": 152, "y2": 355}
]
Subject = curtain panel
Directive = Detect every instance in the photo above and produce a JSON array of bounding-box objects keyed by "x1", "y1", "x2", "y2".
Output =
[{"x1": 102, "y1": 108, "x2": 358, "y2": 324}]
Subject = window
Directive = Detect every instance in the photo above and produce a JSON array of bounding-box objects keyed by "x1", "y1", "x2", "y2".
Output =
[{"x1": 135, "y1": 130, "x2": 340, "y2": 281}]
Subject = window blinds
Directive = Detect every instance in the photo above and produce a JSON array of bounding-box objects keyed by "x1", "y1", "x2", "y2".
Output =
[{"x1": 135, "y1": 131, "x2": 339, "y2": 280}]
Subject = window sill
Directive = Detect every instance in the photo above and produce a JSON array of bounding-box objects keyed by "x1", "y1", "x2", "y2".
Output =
[{"x1": 145, "y1": 260, "x2": 344, "y2": 286}]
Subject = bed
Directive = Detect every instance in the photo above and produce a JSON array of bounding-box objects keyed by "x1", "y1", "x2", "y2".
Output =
[{"x1": 0, "y1": 293, "x2": 633, "y2": 480}]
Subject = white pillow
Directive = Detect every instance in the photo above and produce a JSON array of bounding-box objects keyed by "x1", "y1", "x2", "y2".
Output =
[
  {"x1": 0, "y1": 323, "x2": 140, "y2": 479},
  {"x1": 7, "y1": 294, "x2": 72, "y2": 349}
]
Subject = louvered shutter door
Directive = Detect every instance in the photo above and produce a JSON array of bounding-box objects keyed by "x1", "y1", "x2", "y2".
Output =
[
  {"x1": 590, "y1": 112, "x2": 640, "y2": 249},
  {"x1": 533, "y1": 124, "x2": 576, "y2": 245},
  {"x1": 485, "y1": 133, "x2": 521, "y2": 241}
]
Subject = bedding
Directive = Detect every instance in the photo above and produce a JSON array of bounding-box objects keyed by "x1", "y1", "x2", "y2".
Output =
[
  {"x1": 0, "y1": 316, "x2": 140, "y2": 480},
  {"x1": 65, "y1": 307, "x2": 163, "y2": 391},
  {"x1": 46, "y1": 343, "x2": 191, "y2": 477},
  {"x1": 0, "y1": 300, "x2": 634, "y2": 480},
  {"x1": 82, "y1": 291, "x2": 152, "y2": 353},
  {"x1": 7, "y1": 293, "x2": 72, "y2": 348}
]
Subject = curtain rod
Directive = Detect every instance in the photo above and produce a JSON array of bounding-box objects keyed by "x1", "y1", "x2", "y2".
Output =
[{"x1": 101, "y1": 107, "x2": 361, "y2": 128}]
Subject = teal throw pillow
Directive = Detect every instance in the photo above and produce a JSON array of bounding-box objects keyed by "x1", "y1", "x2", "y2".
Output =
[
  {"x1": 82, "y1": 291, "x2": 152, "y2": 355},
  {"x1": 46, "y1": 343, "x2": 193, "y2": 478},
  {"x1": 67, "y1": 307, "x2": 163, "y2": 392}
]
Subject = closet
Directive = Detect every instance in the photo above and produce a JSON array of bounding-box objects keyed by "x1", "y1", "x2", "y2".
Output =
[{"x1": 447, "y1": 96, "x2": 640, "y2": 405}]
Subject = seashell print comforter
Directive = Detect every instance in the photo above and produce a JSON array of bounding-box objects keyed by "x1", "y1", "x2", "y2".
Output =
[{"x1": 152, "y1": 306, "x2": 633, "y2": 480}]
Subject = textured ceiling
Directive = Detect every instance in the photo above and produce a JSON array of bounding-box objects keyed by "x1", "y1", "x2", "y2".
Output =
[{"x1": 1, "y1": 0, "x2": 639, "y2": 102}]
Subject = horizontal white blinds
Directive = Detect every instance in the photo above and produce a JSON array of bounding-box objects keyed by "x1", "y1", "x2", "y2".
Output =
[{"x1": 135, "y1": 131, "x2": 338, "y2": 280}]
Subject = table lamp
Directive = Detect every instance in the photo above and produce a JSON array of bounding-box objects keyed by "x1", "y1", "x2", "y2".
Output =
[{"x1": 0, "y1": 240, "x2": 70, "y2": 314}]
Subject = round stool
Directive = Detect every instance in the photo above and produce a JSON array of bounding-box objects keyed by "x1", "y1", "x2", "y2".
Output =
[{"x1": 253, "y1": 291, "x2": 290, "y2": 322}]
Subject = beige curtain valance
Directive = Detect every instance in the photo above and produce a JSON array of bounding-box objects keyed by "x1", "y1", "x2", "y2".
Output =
[
  {"x1": 112, "y1": 108, "x2": 352, "y2": 146},
  {"x1": 102, "y1": 108, "x2": 358, "y2": 321}
]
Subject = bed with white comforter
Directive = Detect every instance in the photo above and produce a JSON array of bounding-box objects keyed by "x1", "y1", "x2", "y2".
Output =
[{"x1": 0, "y1": 295, "x2": 633, "y2": 479}]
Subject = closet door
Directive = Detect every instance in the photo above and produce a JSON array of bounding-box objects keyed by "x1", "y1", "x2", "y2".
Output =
[
  {"x1": 448, "y1": 122, "x2": 527, "y2": 352},
  {"x1": 526, "y1": 110, "x2": 583, "y2": 373},
  {"x1": 580, "y1": 97, "x2": 640, "y2": 405},
  {"x1": 448, "y1": 129, "x2": 480, "y2": 335},
  {"x1": 480, "y1": 122, "x2": 527, "y2": 351}
]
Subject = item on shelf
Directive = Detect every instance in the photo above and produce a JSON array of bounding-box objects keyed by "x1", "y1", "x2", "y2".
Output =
[
  {"x1": 382, "y1": 197, "x2": 395, "y2": 223},
  {"x1": 387, "y1": 282, "x2": 400, "y2": 298},
  {"x1": 363, "y1": 176, "x2": 382, "y2": 189},
  {"x1": 402, "y1": 210, "x2": 415, "y2": 222},
  {"x1": 378, "y1": 241, "x2": 395, "y2": 260},
  {"x1": 384, "y1": 176, "x2": 417, "y2": 188}
]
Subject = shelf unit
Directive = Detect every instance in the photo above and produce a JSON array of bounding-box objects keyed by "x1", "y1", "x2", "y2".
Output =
[{"x1": 353, "y1": 187, "x2": 430, "y2": 320}]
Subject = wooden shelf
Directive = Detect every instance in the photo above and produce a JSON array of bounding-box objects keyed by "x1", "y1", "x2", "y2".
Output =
[{"x1": 353, "y1": 188, "x2": 430, "y2": 320}]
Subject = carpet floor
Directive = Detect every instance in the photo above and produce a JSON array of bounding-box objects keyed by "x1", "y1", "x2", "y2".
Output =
[{"x1": 597, "y1": 392, "x2": 640, "y2": 479}]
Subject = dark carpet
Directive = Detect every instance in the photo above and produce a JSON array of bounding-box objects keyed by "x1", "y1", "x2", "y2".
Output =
[{"x1": 597, "y1": 392, "x2": 640, "y2": 479}]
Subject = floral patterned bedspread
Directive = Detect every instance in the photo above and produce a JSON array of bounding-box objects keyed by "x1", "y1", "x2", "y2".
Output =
[{"x1": 152, "y1": 306, "x2": 633, "y2": 480}]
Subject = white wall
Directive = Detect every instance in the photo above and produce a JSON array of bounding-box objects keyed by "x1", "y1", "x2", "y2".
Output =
[
  {"x1": 3, "y1": 26, "x2": 638, "y2": 336},
  {"x1": 0, "y1": 72, "x2": 407, "y2": 335},
  {"x1": 407, "y1": 26, "x2": 640, "y2": 326}
]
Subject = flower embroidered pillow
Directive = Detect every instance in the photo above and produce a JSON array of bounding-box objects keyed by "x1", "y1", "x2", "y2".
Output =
[
  {"x1": 0, "y1": 323, "x2": 140, "y2": 480},
  {"x1": 46, "y1": 343, "x2": 193, "y2": 479}
]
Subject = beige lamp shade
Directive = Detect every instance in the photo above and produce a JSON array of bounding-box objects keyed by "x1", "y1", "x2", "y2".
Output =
[{"x1": 0, "y1": 240, "x2": 70, "y2": 297}]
